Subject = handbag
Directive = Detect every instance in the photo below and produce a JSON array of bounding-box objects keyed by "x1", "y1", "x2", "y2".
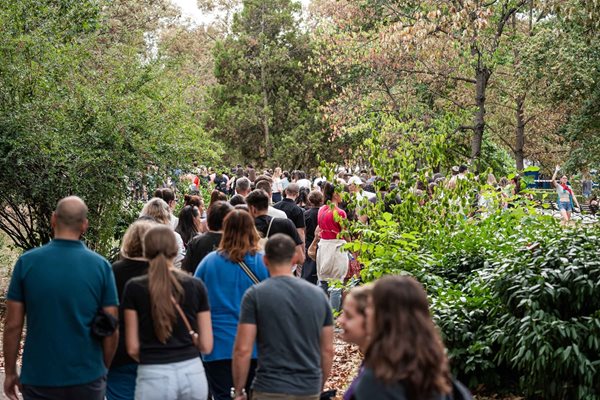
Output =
[
  {"x1": 345, "y1": 253, "x2": 362, "y2": 280},
  {"x1": 171, "y1": 296, "x2": 199, "y2": 343},
  {"x1": 91, "y1": 309, "x2": 118, "y2": 340}
]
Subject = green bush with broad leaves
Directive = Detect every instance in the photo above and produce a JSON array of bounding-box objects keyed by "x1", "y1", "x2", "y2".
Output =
[{"x1": 334, "y1": 135, "x2": 600, "y2": 399}]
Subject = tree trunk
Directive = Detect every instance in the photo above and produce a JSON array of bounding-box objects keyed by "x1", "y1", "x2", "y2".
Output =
[
  {"x1": 471, "y1": 67, "x2": 491, "y2": 170},
  {"x1": 260, "y1": 4, "x2": 270, "y2": 159},
  {"x1": 261, "y1": 63, "x2": 270, "y2": 158},
  {"x1": 515, "y1": 94, "x2": 526, "y2": 171}
]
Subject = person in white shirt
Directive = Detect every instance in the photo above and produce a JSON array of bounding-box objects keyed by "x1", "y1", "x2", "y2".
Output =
[{"x1": 255, "y1": 179, "x2": 287, "y2": 219}]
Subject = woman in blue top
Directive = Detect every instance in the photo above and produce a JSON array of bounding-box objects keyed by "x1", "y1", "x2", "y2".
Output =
[{"x1": 194, "y1": 210, "x2": 269, "y2": 400}]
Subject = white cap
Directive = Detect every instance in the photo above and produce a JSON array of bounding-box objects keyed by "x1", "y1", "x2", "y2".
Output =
[
  {"x1": 348, "y1": 176, "x2": 363, "y2": 186},
  {"x1": 313, "y1": 177, "x2": 325, "y2": 187}
]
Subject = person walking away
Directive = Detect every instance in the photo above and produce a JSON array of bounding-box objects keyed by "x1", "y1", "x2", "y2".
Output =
[
  {"x1": 302, "y1": 190, "x2": 324, "y2": 284},
  {"x1": 154, "y1": 188, "x2": 179, "y2": 230},
  {"x1": 271, "y1": 167, "x2": 283, "y2": 203},
  {"x1": 108, "y1": 219, "x2": 156, "y2": 400},
  {"x1": 140, "y1": 197, "x2": 185, "y2": 266},
  {"x1": 235, "y1": 177, "x2": 252, "y2": 198},
  {"x1": 254, "y1": 178, "x2": 287, "y2": 219},
  {"x1": 317, "y1": 182, "x2": 349, "y2": 312},
  {"x1": 182, "y1": 201, "x2": 233, "y2": 274},
  {"x1": 296, "y1": 171, "x2": 312, "y2": 190},
  {"x1": 551, "y1": 165, "x2": 581, "y2": 225},
  {"x1": 582, "y1": 170, "x2": 593, "y2": 199},
  {"x1": 194, "y1": 210, "x2": 269, "y2": 400},
  {"x1": 245, "y1": 189, "x2": 305, "y2": 265},
  {"x1": 232, "y1": 234, "x2": 334, "y2": 400},
  {"x1": 3, "y1": 196, "x2": 119, "y2": 400},
  {"x1": 274, "y1": 182, "x2": 306, "y2": 242},
  {"x1": 175, "y1": 205, "x2": 204, "y2": 250},
  {"x1": 123, "y1": 225, "x2": 213, "y2": 400}
]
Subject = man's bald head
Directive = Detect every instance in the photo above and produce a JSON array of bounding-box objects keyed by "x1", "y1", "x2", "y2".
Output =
[{"x1": 54, "y1": 196, "x2": 88, "y2": 233}]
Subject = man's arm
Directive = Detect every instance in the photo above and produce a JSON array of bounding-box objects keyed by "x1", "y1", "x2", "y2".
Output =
[
  {"x1": 320, "y1": 326, "x2": 334, "y2": 390},
  {"x1": 297, "y1": 227, "x2": 305, "y2": 244},
  {"x1": 292, "y1": 244, "x2": 305, "y2": 265},
  {"x1": 102, "y1": 306, "x2": 119, "y2": 368},
  {"x1": 3, "y1": 300, "x2": 24, "y2": 400},
  {"x1": 232, "y1": 323, "x2": 257, "y2": 399}
]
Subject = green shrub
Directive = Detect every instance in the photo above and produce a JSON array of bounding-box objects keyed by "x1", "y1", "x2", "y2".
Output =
[
  {"x1": 355, "y1": 202, "x2": 600, "y2": 398},
  {"x1": 489, "y1": 226, "x2": 600, "y2": 399}
]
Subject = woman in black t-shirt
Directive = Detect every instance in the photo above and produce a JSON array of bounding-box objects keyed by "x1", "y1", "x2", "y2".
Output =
[{"x1": 123, "y1": 225, "x2": 213, "y2": 400}]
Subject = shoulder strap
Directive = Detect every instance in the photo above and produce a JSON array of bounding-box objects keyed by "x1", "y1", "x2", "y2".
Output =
[
  {"x1": 238, "y1": 261, "x2": 261, "y2": 285},
  {"x1": 170, "y1": 296, "x2": 198, "y2": 341},
  {"x1": 265, "y1": 217, "x2": 275, "y2": 238},
  {"x1": 451, "y1": 378, "x2": 473, "y2": 400}
]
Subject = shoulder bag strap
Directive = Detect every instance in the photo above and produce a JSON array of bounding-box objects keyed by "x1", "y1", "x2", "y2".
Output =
[
  {"x1": 238, "y1": 261, "x2": 261, "y2": 285},
  {"x1": 265, "y1": 217, "x2": 275, "y2": 238},
  {"x1": 170, "y1": 296, "x2": 198, "y2": 341}
]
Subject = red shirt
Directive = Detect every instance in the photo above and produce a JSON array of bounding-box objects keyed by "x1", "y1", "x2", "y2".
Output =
[{"x1": 318, "y1": 204, "x2": 347, "y2": 240}]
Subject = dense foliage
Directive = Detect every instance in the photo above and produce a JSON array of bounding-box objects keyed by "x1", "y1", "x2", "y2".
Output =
[
  {"x1": 205, "y1": 0, "x2": 337, "y2": 168},
  {"x1": 0, "y1": 0, "x2": 221, "y2": 253},
  {"x1": 340, "y1": 141, "x2": 600, "y2": 399}
]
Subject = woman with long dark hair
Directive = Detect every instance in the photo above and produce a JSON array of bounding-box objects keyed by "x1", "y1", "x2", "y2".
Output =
[
  {"x1": 175, "y1": 205, "x2": 203, "y2": 247},
  {"x1": 353, "y1": 276, "x2": 454, "y2": 399},
  {"x1": 123, "y1": 225, "x2": 213, "y2": 400},
  {"x1": 194, "y1": 210, "x2": 269, "y2": 400}
]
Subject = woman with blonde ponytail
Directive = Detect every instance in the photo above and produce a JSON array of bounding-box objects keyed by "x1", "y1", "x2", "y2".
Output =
[{"x1": 123, "y1": 225, "x2": 213, "y2": 400}]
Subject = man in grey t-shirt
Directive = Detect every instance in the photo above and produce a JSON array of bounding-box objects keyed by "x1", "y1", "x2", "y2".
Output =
[{"x1": 232, "y1": 234, "x2": 334, "y2": 400}]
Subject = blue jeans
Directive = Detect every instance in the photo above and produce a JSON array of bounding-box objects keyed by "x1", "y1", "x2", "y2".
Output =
[
  {"x1": 319, "y1": 281, "x2": 342, "y2": 312},
  {"x1": 107, "y1": 363, "x2": 137, "y2": 400},
  {"x1": 135, "y1": 357, "x2": 208, "y2": 400}
]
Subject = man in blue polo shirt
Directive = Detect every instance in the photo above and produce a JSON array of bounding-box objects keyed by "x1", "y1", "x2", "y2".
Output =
[{"x1": 3, "y1": 196, "x2": 119, "y2": 400}]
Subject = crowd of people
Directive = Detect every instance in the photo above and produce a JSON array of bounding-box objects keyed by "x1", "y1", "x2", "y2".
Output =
[
  {"x1": 3, "y1": 185, "x2": 473, "y2": 400},
  {"x1": 5, "y1": 160, "x2": 597, "y2": 400}
]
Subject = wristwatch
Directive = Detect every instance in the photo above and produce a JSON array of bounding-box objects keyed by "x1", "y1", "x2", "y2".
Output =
[{"x1": 230, "y1": 387, "x2": 246, "y2": 399}]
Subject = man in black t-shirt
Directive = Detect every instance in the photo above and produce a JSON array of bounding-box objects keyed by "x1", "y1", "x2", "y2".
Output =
[
  {"x1": 182, "y1": 201, "x2": 233, "y2": 274},
  {"x1": 274, "y1": 183, "x2": 306, "y2": 242},
  {"x1": 246, "y1": 189, "x2": 305, "y2": 266}
]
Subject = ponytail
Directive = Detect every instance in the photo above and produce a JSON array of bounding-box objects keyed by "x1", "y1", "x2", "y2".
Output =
[{"x1": 148, "y1": 253, "x2": 184, "y2": 343}]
